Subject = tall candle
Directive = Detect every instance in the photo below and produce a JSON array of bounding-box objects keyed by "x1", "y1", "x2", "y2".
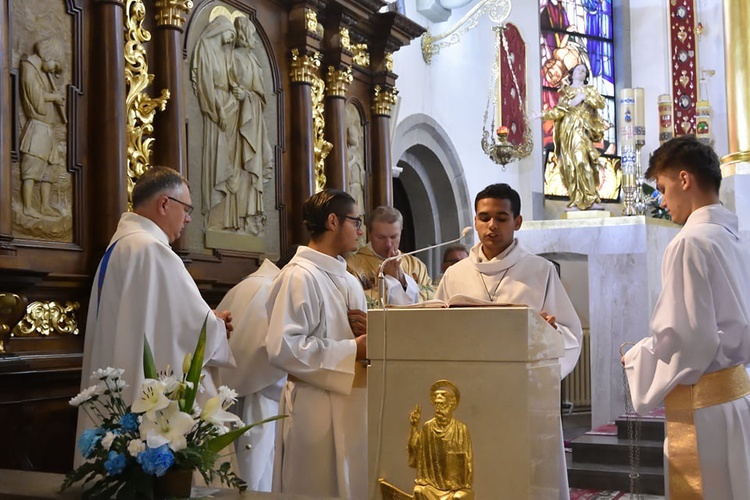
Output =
[
  {"x1": 634, "y1": 88, "x2": 645, "y2": 144},
  {"x1": 658, "y1": 94, "x2": 674, "y2": 144}
]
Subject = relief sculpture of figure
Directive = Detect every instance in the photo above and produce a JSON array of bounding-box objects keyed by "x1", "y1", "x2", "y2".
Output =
[
  {"x1": 408, "y1": 380, "x2": 474, "y2": 500},
  {"x1": 19, "y1": 38, "x2": 66, "y2": 218},
  {"x1": 231, "y1": 16, "x2": 273, "y2": 235},
  {"x1": 191, "y1": 15, "x2": 240, "y2": 228},
  {"x1": 542, "y1": 63, "x2": 608, "y2": 210},
  {"x1": 346, "y1": 123, "x2": 365, "y2": 229}
]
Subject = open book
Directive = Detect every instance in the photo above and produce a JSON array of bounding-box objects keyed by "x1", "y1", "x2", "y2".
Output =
[{"x1": 387, "y1": 294, "x2": 522, "y2": 309}]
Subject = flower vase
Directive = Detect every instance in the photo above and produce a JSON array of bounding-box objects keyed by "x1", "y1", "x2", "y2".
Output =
[{"x1": 154, "y1": 468, "x2": 193, "y2": 499}]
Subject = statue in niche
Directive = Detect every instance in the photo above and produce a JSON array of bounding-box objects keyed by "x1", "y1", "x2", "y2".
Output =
[
  {"x1": 408, "y1": 380, "x2": 474, "y2": 500},
  {"x1": 191, "y1": 15, "x2": 240, "y2": 229},
  {"x1": 542, "y1": 63, "x2": 608, "y2": 211},
  {"x1": 345, "y1": 103, "x2": 366, "y2": 244},
  {"x1": 18, "y1": 38, "x2": 66, "y2": 219},
  {"x1": 231, "y1": 16, "x2": 273, "y2": 235}
]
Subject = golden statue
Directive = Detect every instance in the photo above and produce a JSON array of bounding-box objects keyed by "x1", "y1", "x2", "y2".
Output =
[
  {"x1": 543, "y1": 63, "x2": 608, "y2": 210},
  {"x1": 408, "y1": 380, "x2": 474, "y2": 500}
]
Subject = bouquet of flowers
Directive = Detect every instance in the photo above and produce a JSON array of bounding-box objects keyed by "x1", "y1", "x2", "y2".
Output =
[{"x1": 62, "y1": 317, "x2": 281, "y2": 499}]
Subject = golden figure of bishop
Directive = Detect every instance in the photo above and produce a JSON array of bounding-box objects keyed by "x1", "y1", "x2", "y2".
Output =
[
  {"x1": 408, "y1": 380, "x2": 474, "y2": 500},
  {"x1": 543, "y1": 63, "x2": 609, "y2": 210}
]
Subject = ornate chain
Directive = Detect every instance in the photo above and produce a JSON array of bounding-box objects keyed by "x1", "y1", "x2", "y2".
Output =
[{"x1": 622, "y1": 356, "x2": 643, "y2": 499}]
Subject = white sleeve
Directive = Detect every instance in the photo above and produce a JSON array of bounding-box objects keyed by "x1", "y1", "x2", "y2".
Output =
[
  {"x1": 384, "y1": 273, "x2": 420, "y2": 305},
  {"x1": 265, "y1": 267, "x2": 357, "y2": 395},
  {"x1": 624, "y1": 239, "x2": 720, "y2": 414},
  {"x1": 543, "y1": 267, "x2": 583, "y2": 379}
]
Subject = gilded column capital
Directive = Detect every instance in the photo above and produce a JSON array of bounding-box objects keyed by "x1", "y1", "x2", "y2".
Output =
[
  {"x1": 325, "y1": 66, "x2": 353, "y2": 98},
  {"x1": 352, "y1": 44, "x2": 370, "y2": 68},
  {"x1": 154, "y1": 0, "x2": 193, "y2": 28},
  {"x1": 290, "y1": 48, "x2": 321, "y2": 84},
  {"x1": 372, "y1": 85, "x2": 398, "y2": 116}
]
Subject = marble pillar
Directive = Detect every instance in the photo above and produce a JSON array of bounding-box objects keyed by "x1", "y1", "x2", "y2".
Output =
[{"x1": 518, "y1": 217, "x2": 679, "y2": 427}]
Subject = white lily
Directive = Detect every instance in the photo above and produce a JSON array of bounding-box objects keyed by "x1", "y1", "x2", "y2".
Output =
[
  {"x1": 217, "y1": 386, "x2": 238, "y2": 409},
  {"x1": 139, "y1": 401, "x2": 195, "y2": 452},
  {"x1": 199, "y1": 395, "x2": 242, "y2": 433},
  {"x1": 131, "y1": 379, "x2": 170, "y2": 420}
]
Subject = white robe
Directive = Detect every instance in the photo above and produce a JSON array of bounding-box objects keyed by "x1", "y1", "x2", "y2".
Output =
[
  {"x1": 77, "y1": 213, "x2": 235, "y2": 461},
  {"x1": 436, "y1": 239, "x2": 583, "y2": 500},
  {"x1": 624, "y1": 204, "x2": 750, "y2": 499},
  {"x1": 218, "y1": 258, "x2": 286, "y2": 492},
  {"x1": 265, "y1": 246, "x2": 367, "y2": 499}
]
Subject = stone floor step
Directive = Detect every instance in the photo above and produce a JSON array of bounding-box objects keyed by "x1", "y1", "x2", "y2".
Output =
[
  {"x1": 570, "y1": 434, "x2": 664, "y2": 467},
  {"x1": 615, "y1": 415, "x2": 666, "y2": 441},
  {"x1": 567, "y1": 461, "x2": 665, "y2": 496}
]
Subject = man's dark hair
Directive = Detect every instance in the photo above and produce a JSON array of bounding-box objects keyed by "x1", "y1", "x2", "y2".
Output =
[
  {"x1": 302, "y1": 189, "x2": 356, "y2": 240},
  {"x1": 442, "y1": 243, "x2": 468, "y2": 262},
  {"x1": 474, "y1": 183, "x2": 521, "y2": 217},
  {"x1": 132, "y1": 166, "x2": 187, "y2": 209},
  {"x1": 645, "y1": 135, "x2": 722, "y2": 193}
]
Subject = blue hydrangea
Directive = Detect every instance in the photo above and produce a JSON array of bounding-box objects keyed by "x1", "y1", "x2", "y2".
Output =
[
  {"x1": 136, "y1": 444, "x2": 175, "y2": 477},
  {"x1": 78, "y1": 428, "x2": 104, "y2": 459},
  {"x1": 119, "y1": 413, "x2": 139, "y2": 433},
  {"x1": 104, "y1": 451, "x2": 127, "y2": 476}
]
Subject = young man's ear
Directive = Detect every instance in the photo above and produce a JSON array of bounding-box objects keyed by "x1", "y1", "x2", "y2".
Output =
[
  {"x1": 679, "y1": 170, "x2": 692, "y2": 191},
  {"x1": 326, "y1": 212, "x2": 339, "y2": 231}
]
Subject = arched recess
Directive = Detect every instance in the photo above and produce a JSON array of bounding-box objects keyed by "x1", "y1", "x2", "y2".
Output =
[{"x1": 391, "y1": 114, "x2": 472, "y2": 278}]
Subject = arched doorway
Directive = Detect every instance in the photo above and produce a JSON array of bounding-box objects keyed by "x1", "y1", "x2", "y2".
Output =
[{"x1": 391, "y1": 114, "x2": 472, "y2": 278}]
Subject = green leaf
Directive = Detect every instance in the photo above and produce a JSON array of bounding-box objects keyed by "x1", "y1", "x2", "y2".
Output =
[
  {"x1": 182, "y1": 314, "x2": 209, "y2": 412},
  {"x1": 206, "y1": 415, "x2": 287, "y2": 454},
  {"x1": 142, "y1": 334, "x2": 158, "y2": 380}
]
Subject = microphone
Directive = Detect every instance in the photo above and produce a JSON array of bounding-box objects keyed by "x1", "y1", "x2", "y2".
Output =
[{"x1": 377, "y1": 226, "x2": 473, "y2": 307}]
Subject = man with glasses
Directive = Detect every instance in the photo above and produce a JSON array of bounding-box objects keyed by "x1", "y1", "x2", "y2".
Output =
[
  {"x1": 77, "y1": 166, "x2": 235, "y2": 459},
  {"x1": 265, "y1": 189, "x2": 368, "y2": 498},
  {"x1": 346, "y1": 205, "x2": 434, "y2": 306}
]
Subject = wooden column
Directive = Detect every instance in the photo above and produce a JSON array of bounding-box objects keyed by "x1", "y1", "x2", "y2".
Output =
[
  {"x1": 151, "y1": 1, "x2": 191, "y2": 174},
  {"x1": 370, "y1": 85, "x2": 397, "y2": 208},
  {"x1": 0, "y1": 0, "x2": 12, "y2": 252},
  {"x1": 89, "y1": 0, "x2": 128, "y2": 260},
  {"x1": 324, "y1": 66, "x2": 352, "y2": 190},
  {"x1": 152, "y1": 0, "x2": 191, "y2": 253},
  {"x1": 289, "y1": 49, "x2": 317, "y2": 242}
]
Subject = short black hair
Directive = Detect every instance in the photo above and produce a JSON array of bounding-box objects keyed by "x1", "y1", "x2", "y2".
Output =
[
  {"x1": 474, "y1": 183, "x2": 521, "y2": 217},
  {"x1": 646, "y1": 135, "x2": 721, "y2": 193},
  {"x1": 131, "y1": 166, "x2": 187, "y2": 209},
  {"x1": 275, "y1": 244, "x2": 300, "y2": 269},
  {"x1": 302, "y1": 189, "x2": 356, "y2": 240}
]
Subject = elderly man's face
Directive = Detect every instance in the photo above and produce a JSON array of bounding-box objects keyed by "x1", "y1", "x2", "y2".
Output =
[
  {"x1": 369, "y1": 220, "x2": 402, "y2": 258},
  {"x1": 432, "y1": 389, "x2": 456, "y2": 425}
]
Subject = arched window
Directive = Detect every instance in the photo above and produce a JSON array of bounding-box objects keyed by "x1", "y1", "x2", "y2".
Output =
[{"x1": 540, "y1": 0, "x2": 619, "y2": 200}]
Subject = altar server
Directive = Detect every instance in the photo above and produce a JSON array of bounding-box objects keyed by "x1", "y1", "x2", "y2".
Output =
[
  {"x1": 436, "y1": 182, "x2": 582, "y2": 500},
  {"x1": 265, "y1": 189, "x2": 368, "y2": 499},
  {"x1": 623, "y1": 135, "x2": 750, "y2": 499}
]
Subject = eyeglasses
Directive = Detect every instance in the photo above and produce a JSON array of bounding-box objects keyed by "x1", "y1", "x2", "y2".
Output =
[
  {"x1": 167, "y1": 196, "x2": 194, "y2": 216},
  {"x1": 340, "y1": 215, "x2": 362, "y2": 230}
]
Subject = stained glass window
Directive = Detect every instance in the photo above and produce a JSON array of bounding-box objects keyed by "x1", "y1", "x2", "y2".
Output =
[{"x1": 540, "y1": 0, "x2": 618, "y2": 199}]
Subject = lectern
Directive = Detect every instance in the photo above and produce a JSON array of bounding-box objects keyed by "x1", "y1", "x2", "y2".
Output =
[{"x1": 367, "y1": 306, "x2": 564, "y2": 499}]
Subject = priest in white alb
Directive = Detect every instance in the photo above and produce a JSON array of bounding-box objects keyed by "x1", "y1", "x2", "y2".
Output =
[
  {"x1": 622, "y1": 136, "x2": 750, "y2": 499},
  {"x1": 265, "y1": 189, "x2": 368, "y2": 499},
  {"x1": 436, "y1": 183, "x2": 582, "y2": 500},
  {"x1": 77, "y1": 167, "x2": 235, "y2": 462}
]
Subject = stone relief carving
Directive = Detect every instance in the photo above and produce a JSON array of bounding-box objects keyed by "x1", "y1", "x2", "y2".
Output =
[
  {"x1": 345, "y1": 101, "x2": 366, "y2": 225},
  {"x1": 11, "y1": 1, "x2": 73, "y2": 242},
  {"x1": 190, "y1": 7, "x2": 274, "y2": 237}
]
